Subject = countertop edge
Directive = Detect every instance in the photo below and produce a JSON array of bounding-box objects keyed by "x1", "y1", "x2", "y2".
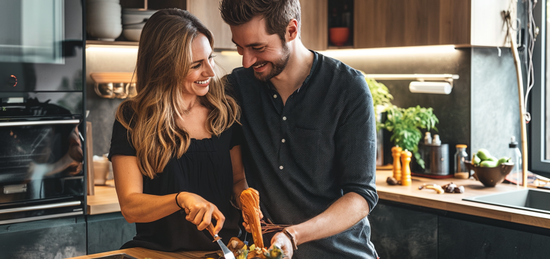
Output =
[
  {"x1": 375, "y1": 170, "x2": 550, "y2": 230},
  {"x1": 86, "y1": 171, "x2": 550, "y2": 230}
]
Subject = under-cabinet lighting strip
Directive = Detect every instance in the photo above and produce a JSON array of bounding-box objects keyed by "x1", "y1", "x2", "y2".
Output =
[
  {"x1": 364, "y1": 74, "x2": 459, "y2": 81},
  {"x1": 320, "y1": 45, "x2": 458, "y2": 56},
  {"x1": 86, "y1": 45, "x2": 139, "y2": 52},
  {"x1": 86, "y1": 44, "x2": 458, "y2": 56}
]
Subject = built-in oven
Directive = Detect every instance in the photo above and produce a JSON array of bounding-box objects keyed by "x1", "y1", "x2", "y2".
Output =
[{"x1": 0, "y1": 0, "x2": 86, "y2": 224}]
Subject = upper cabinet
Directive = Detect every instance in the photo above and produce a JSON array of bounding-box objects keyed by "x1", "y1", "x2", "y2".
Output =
[
  {"x1": 187, "y1": 0, "x2": 235, "y2": 50},
  {"x1": 91, "y1": 0, "x2": 514, "y2": 49},
  {"x1": 301, "y1": 0, "x2": 328, "y2": 50},
  {"x1": 120, "y1": 0, "x2": 186, "y2": 10},
  {"x1": 187, "y1": 0, "x2": 331, "y2": 51},
  {"x1": 354, "y1": 0, "x2": 515, "y2": 48}
]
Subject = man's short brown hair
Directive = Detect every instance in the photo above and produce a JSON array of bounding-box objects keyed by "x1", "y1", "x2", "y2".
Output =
[{"x1": 220, "y1": 0, "x2": 301, "y2": 42}]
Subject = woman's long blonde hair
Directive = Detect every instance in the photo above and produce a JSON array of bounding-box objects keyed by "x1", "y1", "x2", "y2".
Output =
[{"x1": 115, "y1": 9, "x2": 240, "y2": 179}]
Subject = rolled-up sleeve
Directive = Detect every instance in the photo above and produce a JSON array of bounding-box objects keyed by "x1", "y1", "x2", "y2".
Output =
[{"x1": 335, "y1": 73, "x2": 379, "y2": 212}]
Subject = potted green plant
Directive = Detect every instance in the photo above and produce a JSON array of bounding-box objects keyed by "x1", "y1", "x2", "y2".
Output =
[
  {"x1": 382, "y1": 105, "x2": 439, "y2": 169},
  {"x1": 363, "y1": 75, "x2": 439, "y2": 169},
  {"x1": 364, "y1": 76, "x2": 394, "y2": 130}
]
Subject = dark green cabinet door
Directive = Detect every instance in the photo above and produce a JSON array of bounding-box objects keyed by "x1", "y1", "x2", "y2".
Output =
[{"x1": 0, "y1": 216, "x2": 86, "y2": 258}]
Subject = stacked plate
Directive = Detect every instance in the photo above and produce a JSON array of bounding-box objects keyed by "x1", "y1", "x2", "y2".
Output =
[
  {"x1": 122, "y1": 9, "x2": 156, "y2": 41},
  {"x1": 86, "y1": 0, "x2": 122, "y2": 41}
]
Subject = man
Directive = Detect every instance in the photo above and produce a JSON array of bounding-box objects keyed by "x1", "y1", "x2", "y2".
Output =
[{"x1": 220, "y1": 1, "x2": 378, "y2": 258}]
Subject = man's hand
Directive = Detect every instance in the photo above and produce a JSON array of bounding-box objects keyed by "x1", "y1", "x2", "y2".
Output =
[{"x1": 270, "y1": 232, "x2": 294, "y2": 259}]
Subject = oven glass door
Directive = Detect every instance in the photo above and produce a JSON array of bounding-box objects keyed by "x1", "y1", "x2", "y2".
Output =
[{"x1": 0, "y1": 119, "x2": 84, "y2": 205}]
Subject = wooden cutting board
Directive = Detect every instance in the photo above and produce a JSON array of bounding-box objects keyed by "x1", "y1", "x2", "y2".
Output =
[{"x1": 68, "y1": 247, "x2": 212, "y2": 259}]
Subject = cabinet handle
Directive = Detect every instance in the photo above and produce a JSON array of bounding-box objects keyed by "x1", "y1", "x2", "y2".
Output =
[
  {"x1": 0, "y1": 119, "x2": 80, "y2": 127},
  {"x1": 0, "y1": 211, "x2": 83, "y2": 225},
  {"x1": 0, "y1": 201, "x2": 81, "y2": 214}
]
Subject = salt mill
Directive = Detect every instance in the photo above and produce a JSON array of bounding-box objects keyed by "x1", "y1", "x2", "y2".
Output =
[
  {"x1": 392, "y1": 146, "x2": 402, "y2": 181},
  {"x1": 401, "y1": 150, "x2": 412, "y2": 186}
]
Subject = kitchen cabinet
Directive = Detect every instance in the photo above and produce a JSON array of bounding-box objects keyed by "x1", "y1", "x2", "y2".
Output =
[
  {"x1": 370, "y1": 201, "x2": 550, "y2": 258},
  {"x1": 87, "y1": 212, "x2": 136, "y2": 254},
  {"x1": 187, "y1": 0, "x2": 234, "y2": 50},
  {"x1": 187, "y1": 0, "x2": 329, "y2": 51},
  {"x1": 120, "y1": 0, "x2": 186, "y2": 10},
  {"x1": 0, "y1": 216, "x2": 87, "y2": 258},
  {"x1": 354, "y1": 0, "x2": 514, "y2": 48},
  {"x1": 301, "y1": 0, "x2": 328, "y2": 50}
]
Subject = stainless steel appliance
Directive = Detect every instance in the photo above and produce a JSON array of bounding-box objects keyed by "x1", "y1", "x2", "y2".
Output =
[{"x1": 0, "y1": 0, "x2": 86, "y2": 224}]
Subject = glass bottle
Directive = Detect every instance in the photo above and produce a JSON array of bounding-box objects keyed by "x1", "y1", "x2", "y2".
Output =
[
  {"x1": 424, "y1": 132, "x2": 432, "y2": 145},
  {"x1": 509, "y1": 136, "x2": 522, "y2": 186},
  {"x1": 432, "y1": 134, "x2": 441, "y2": 146},
  {"x1": 454, "y1": 144, "x2": 469, "y2": 179}
]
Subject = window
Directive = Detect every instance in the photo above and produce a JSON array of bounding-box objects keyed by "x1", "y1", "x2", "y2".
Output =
[{"x1": 530, "y1": 1, "x2": 549, "y2": 175}]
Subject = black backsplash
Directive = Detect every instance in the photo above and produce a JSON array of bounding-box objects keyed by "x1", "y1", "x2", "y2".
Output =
[{"x1": 331, "y1": 47, "x2": 521, "y2": 172}]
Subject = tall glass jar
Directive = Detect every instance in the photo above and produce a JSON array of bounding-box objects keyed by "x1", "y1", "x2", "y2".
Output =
[
  {"x1": 454, "y1": 144, "x2": 469, "y2": 179},
  {"x1": 509, "y1": 136, "x2": 522, "y2": 186}
]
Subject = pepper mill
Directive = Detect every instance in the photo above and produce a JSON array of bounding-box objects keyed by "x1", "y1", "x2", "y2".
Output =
[
  {"x1": 401, "y1": 150, "x2": 412, "y2": 186},
  {"x1": 392, "y1": 146, "x2": 402, "y2": 181}
]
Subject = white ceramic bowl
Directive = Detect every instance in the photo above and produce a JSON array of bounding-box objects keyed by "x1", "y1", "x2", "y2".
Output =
[
  {"x1": 123, "y1": 28, "x2": 142, "y2": 41},
  {"x1": 122, "y1": 8, "x2": 156, "y2": 15},
  {"x1": 87, "y1": 24, "x2": 122, "y2": 41},
  {"x1": 123, "y1": 23, "x2": 145, "y2": 30},
  {"x1": 87, "y1": 2, "x2": 121, "y2": 17},
  {"x1": 122, "y1": 13, "x2": 150, "y2": 26},
  {"x1": 87, "y1": 15, "x2": 121, "y2": 25},
  {"x1": 87, "y1": 0, "x2": 119, "y2": 2}
]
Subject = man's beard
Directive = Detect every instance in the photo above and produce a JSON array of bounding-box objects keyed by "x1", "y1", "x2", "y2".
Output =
[{"x1": 253, "y1": 44, "x2": 290, "y2": 82}]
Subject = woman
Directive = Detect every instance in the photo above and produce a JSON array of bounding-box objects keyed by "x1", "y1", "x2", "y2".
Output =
[{"x1": 108, "y1": 9, "x2": 247, "y2": 251}]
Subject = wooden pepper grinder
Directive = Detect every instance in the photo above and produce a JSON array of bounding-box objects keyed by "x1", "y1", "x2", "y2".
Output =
[
  {"x1": 392, "y1": 146, "x2": 402, "y2": 181},
  {"x1": 401, "y1": 150, "x2": 412, "y2": 186}
]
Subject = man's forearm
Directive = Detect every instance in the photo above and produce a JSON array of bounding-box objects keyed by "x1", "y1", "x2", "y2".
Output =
[{"x1": 288, "y1": 192, "x2": 370, "y2": 245}]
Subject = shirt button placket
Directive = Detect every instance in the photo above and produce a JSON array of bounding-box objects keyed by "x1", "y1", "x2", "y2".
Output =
[{"x1": 280, "y1": 115, "x2": 287, "y2": 171}]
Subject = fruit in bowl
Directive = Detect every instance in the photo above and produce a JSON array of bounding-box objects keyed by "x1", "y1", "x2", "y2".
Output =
[{"x1": 465, "y1": 149, "x2": 514, "y2": 187}]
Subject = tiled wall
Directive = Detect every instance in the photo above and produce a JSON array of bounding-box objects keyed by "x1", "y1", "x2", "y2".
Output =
[{"x1": 327, "y1": 47, "x2": 521, "y2": 168}]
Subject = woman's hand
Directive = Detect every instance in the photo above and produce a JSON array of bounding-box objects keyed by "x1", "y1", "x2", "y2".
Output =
[{"x1": 177, "y1": 192, "x2": 225, "y2": 235}]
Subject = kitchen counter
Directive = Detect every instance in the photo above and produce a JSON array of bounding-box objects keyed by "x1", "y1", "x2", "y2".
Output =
[
  {"x1": 87, "y1": 171, "x2": 550, "y2": 229},
  {"x1": 68, "y1": 247, "x2": 211, "y2": 259},
  {"x1": 87, "y1": 180, "x2": 120, "y2": 215},
  {"x1": 375, "y1": 169, "x2": 550, "y2": 230}
]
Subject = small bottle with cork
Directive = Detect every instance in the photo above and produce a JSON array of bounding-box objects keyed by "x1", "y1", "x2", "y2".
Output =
[{"x1": 454, "y1": 144, "x2": 469, "y2": 179}]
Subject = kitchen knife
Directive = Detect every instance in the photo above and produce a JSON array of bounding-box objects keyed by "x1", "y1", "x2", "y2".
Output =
[{"x1": 207, "y1": 224, "x2": 236, "y2": 259}]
